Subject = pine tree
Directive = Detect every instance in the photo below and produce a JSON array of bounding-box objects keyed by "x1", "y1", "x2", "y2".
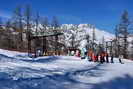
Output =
[
  {"x1": 69, "y1": 25, "x2": 80, "y2": 48},
  {"x1": 51, "y1": 16, "x2": 59, "y2": 29},
  {"x1": 35, "y1": 12, "x2": 40, "y2": 35},
  {"x1": 41, "y1": 16, "x2": 49, "y2": 53},
  {"x1": 85, "y1": 34, "x2": 90, "y2": 50},
  {"x1": 5, "y1": 20, "x2": 13, "y2": 49},
  {"x1": 41, "y1": 16, "x2": 49, "y2": 34},
  {"x1": 92, "y1": 25, "x2": 96, "y2": 53},
  {"x1": 0, "y1": 17, "x2": 3, "y2": 29},
  {"x1": 116, "y1": 10, "x2": 130, "y2": 58},
  {"x1": 51, "y1": 16, "x2": 60, "y2": 54},
  {"x1": 115, "y1": 25, "x2": 119, "y2": 57},
  {"x1": 24, "y1": 4, "x2": 32, "y2": 54},
  {"x1": 34, "y1": 12, "x2": 41, "y2": 53},
  {"x1": 102, "y1": 36, "x2": 105, "y2": 48},
  {"x1": 12, "y1": 5, "x2": 24, "y2": 49}
]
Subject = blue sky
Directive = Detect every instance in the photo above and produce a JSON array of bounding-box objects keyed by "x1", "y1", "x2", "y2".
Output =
[{"x1": 0, "y1": 0, "x2": 132, "y2": 33}]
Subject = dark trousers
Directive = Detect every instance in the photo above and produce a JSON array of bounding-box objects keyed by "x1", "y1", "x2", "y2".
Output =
[
  {"x1": 111, "y1": 57, "x2": 114, "y2": 63},
  {"x1": 106, "y1": 57, "x2": 109, "y2": 63},
  {"x1": 100, "y1": 57, "x2": 104, "y2": 63},
  {"x1": 119, "y1": 58, "x2": 123, "y2": 64}
]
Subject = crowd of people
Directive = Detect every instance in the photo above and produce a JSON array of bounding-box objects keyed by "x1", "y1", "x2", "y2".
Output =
[
  {"x1": 86, "y1": 51, "x2": 115, "y2": 63},
  {"x1": 69, "y1": 48, "x2": 124, "y2": 64}
]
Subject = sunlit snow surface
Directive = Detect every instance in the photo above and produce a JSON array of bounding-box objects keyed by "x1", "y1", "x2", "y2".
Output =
[{"x1": 0, "y1": 49, "x2": 133, "y2": 89}]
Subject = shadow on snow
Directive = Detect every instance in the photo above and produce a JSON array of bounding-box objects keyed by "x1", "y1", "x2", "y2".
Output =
[
  {"x1": 0, "y1": 63, "x2": 133, "y2": 89},
  {"x1": 0, "y1": 63, "x2": 103, "y2": 89},
  {"x1": 22, "y1": 56, "x2": 60, "y2": 63},
  {"x1": 91, "y1": 74, "x2": 133, "y2": 89}
]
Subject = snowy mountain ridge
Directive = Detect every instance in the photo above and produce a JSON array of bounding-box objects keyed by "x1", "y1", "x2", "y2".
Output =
[
  {"x1": 62, "y1": 24, "x2": 114, "y2": 41},
  {"x1": 60, "y1": 24, "x2": 115, "y2": 48},
  {"x1": 33, "y1": 23, "x2": 115, "y2": 42}
]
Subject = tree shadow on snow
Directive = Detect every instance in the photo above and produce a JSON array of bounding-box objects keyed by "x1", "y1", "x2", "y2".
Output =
[
  {"x1": 91, "y1": 74, "x2": 133, "y2": 89},
  {"x1": 22, "y1": 56, "x2": 60, "y2": 63},
  {"x1": 12, "y1": 66, "x2": 63, "y2": 75},
  {"x1": 0, "y1": 54, "x2": 15, "y2": 60},
  {"x1": 70, "y1": 63, "x2": 107, "y2": 77},
  {"x1": 0, "y1": 63, "x2": 109, "y2": 89}
]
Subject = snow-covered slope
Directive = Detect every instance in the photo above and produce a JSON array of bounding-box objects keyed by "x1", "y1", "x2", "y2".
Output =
[
  {"x1": 0, "y1": 49, "x2": 27, "y2": 58},
  {"x1": 0, "y1": 49, "x2": 31, "y2": 60},
  {"x1": 0, "y1": 49, "x2": 133, "y2": 89}
]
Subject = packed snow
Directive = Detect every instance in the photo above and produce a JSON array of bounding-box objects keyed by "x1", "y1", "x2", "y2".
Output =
[{"x1": 0, "y1": 49, "x2": 133, "y2": 89}]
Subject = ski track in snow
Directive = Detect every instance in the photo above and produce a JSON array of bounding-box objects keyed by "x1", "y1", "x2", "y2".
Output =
[{"x1": 0, "y1": 49, "x2": 133, "y2": 89}]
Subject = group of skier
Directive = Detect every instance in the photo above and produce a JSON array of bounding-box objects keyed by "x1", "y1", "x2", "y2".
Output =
[
  {"x1": 70, "y1": 48, "x2": 124, "y2": 64},
  {"x1": 87, "y1": 51, "x2": 115, "y2": 63}
]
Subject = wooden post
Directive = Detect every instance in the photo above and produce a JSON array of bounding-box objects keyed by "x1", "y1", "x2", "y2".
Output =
[
  {"x1": 42, "y1": 36, "x2": 47, "y2": 55},
  {"x1": 55, "y1": 35, "x2": 58, "y2": 55},
  {"x1": 28, "y1": 33, "x2": 31, "y2": 56}
]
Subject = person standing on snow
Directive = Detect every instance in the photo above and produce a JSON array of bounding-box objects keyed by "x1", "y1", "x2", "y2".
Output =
[
  {"x1": 105, "y1": 52, "x2": 109, "y2": 63},
  {"x1": 88, "y1": 50, "x2": 93, "y2": 61},
  {"x1": 100, "y1": 53, "x2": 103, "y2": 63},
  {"x1": 100, "y1": 52, "x2": 105, "y2": 63},
  {"x1": 95, "y1": 54, "x2": 99, "y2": 62},
  {"x1": 111, "y1": 54, "x2": 114, "y2": 63},
  {"x1": 81, "y1": 47, "x2": 87, "y2": 59},
  {"x1": 75, "y1": 50, "x2": 81, "y2": 57},
  {"x1": 84, "y1": 48, "x2": 88, "y2": 60},
  {"x1": 71, "y1": 51, "x2": 75, "y2": 56},
  {"x1": 119, "y1": 55, "x2": 124, "y2": 64},
  {"x1": 68, "y1": 50, "x2": 71, "y2": 56},
  {"x1": 103, "y1": 52, "x2": 106, "y2": 62},
  {"x1": 92, "y1": 53, "x2": 97, "y2": 62}
]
